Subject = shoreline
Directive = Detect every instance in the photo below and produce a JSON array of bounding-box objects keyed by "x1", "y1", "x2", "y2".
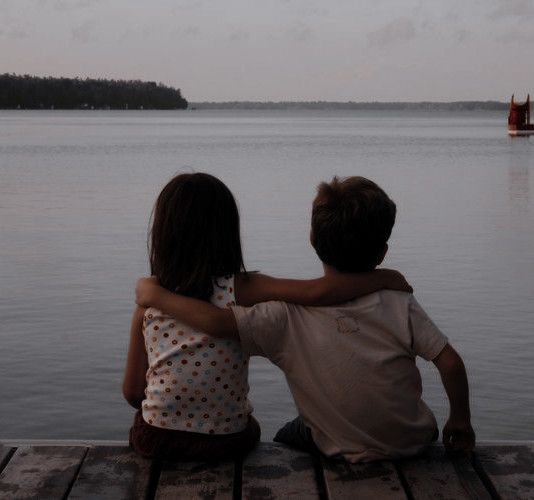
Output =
[{"x1": 0, "y1": 101, "x2": 508, "y2": 112}]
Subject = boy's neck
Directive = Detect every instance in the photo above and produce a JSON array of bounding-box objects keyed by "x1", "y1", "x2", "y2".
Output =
[
  {"x1": 322, "y1": 264, "x2": 343, "y2": 276},
  {"x1": 322, "y1": 263, "x2": 377, "y2": 276}
]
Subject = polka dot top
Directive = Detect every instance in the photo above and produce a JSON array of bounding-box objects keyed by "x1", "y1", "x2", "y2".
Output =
[{"x1": 141, "y1": 275, "x2": 252, "y2": 434}]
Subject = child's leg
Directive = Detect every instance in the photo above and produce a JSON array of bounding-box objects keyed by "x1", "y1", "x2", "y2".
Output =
[{"x1": 274, "y1": 416, "x2": 319, "y2": 453}]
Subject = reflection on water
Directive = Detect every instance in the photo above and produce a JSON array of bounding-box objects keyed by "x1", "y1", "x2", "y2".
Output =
[
  {"x1": 508, "y1": 138, "x2": 530, "y2": 211},
  {"x1": 0, "y1": 110, "x2": 533, "y2": 442}
]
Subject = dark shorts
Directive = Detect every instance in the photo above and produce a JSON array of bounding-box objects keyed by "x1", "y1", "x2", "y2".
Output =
[
  {"x1": 273, "y1": 416, "x2": 319, "y2": 454},
  {"x1": 129, "y1": 410, "x2": 261, "y2": 462},
  {"x1": 275, "y1": 416, "x2": 440, "y2": 458}
]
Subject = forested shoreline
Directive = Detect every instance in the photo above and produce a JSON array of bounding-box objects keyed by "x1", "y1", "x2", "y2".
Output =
[
  {"x1": 0, "y1": 74, "x2": 508, "y2": 111},
  {"x1": 0, "y1": 74, "x2": 188, "y2": 109}
]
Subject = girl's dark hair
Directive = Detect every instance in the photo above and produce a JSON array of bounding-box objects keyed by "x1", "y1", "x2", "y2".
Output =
[{"x1": 149, "y1": 173, "x2": 245, "y2": 300}]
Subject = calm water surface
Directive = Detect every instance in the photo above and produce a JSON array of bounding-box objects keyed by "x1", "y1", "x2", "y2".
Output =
[{"x1": 0, "y1": 110, "x2": 533, "y2": 441}]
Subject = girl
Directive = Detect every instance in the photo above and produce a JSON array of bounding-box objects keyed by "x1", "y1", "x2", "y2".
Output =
[{"x1": 123, "y1": 172, "x2": 410, "y2": 461}]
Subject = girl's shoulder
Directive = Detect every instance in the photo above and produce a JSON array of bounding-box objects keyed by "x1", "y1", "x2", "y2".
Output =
[
  {"x1": 211, "y1": 275, "x2": 236, "y2": 308},
  {"x1": 212, "y1": 274, "x2": 234, "y2": 292},
  {"x1": 142, "y1": 307, "x2": 176, "y2": 329}
]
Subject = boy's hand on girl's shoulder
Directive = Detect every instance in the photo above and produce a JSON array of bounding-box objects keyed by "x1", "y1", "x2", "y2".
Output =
[
  {"x1": 442, "y1": 418, "x2": 476, "y2": 454},
  {"x1": 135, "y1": 276, "x2": 160, "y2": 308},
  {"x1": 378, "y1": 269, "x2": 413, "y2": 294}
]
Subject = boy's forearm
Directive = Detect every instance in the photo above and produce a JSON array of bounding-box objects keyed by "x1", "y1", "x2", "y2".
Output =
[
  {"x1": 436, "y1": 346, "x2": 476, "y2": 452},
  {"x1": 434, "y1": 345, "x2": 471, "y2": 421},
  {"x1": 151, "y1": 287, "x2": 238, "y2": 339},
  {"x1": 442, "y1": 365, "x2": 471, "y2": 421}
]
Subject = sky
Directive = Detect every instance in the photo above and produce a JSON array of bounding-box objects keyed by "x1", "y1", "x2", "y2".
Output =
[{"x1": 1, "y1": 0, "x2": 533, "y2": 102}]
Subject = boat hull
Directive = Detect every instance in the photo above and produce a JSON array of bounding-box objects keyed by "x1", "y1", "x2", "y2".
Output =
[{"x1": 508, "y1": 128, "x2": 534, "y2": 136}]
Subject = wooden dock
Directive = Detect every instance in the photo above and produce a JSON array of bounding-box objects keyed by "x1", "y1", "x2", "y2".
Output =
[{"x1": 0, "y1": 440, "x2": 533, "y2": 499}]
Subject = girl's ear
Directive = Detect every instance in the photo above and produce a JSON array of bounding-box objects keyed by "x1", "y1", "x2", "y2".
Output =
[{"x1": 376, "y1": 244, "x2": 388, "y2": 266}]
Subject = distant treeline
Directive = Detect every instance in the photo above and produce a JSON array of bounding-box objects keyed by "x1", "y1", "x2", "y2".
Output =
[
  {"x1": 191, "y1": 101, "x2": 508, "y2": 111},
  {"x1": 0, "y1": 74, "x2": 188, "y2": 110}
]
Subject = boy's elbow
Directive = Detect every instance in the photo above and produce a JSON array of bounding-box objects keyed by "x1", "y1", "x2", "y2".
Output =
[
  {"x1": 433, "y1": 344, "x2": 466, "y2": 374},
  {"x1": 206, "y1": 310, "x2": 239, "y2": 339}
]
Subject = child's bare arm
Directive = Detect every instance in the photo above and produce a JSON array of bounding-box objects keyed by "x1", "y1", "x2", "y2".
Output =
[
  {"x1": 432, "y1": 344, "x2": 475, "y2": 452},
  {"x1": 135, "y1": 269, "x2": 412, "y2": 339},
  {"x1": 122, "y1": 306, "x2": 149, "y2": 409},
  {"x1": 233, "y1": 269, "x2": 412, "y2": 307},
  {"x1": 136, "y1": 278, "x2": 238, "y2": 339}
]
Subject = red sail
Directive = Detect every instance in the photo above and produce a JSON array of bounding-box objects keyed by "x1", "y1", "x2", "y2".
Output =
[{"x1": 508, "y1": 94, "x2": 534, "y2": 134}]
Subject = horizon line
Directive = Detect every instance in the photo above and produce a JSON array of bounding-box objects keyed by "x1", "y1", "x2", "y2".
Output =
[{"x1": 190, "y1": 99, "x2": 508, "y2": 104}]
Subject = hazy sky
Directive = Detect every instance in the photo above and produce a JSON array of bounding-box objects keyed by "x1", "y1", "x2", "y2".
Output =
[{"x1": 1, "y1": 0, "x2": 533, "y2": 101}]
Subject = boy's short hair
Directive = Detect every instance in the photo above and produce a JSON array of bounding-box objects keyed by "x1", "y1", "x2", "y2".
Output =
[{"x1": 311, "y1": 176, "x2": 396, "y2": 272}]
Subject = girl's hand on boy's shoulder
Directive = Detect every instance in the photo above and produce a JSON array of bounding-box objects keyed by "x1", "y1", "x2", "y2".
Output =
[
  {"x1": 377, "y1": 269, "x2": 413, "y2": 294},
  {"x1": 135, "y1": 276, "x2": 160, "y2": 308}
]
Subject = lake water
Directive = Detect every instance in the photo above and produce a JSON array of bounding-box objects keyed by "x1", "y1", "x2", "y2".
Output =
[{"x1": 0, "y1": 109, "x2": 533, "y2": 442}]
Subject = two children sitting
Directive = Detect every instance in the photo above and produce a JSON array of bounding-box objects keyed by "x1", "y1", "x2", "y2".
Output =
[{"x1": 127, "y1": 174, "x2": 474, "y2": 462}]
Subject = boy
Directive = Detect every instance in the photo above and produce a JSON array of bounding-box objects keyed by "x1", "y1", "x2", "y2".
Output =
[{"x1": 135, "y1": 176, "x2": 475, "y2": 462}]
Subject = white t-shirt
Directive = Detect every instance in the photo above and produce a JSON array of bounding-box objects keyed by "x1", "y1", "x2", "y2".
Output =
[
  {"x1": 142, "y1": 275, "x2": 252, "y2": 434},
  {"x1": 232, "y1": 290, "x2": 448, "y2": 462}
]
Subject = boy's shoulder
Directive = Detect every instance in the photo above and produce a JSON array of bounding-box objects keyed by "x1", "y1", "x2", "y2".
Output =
[
  {"x1": 232, "y1": 291, "x2": 419, "y2": 333},
  {"x1": 236, "y1": 291, "x2": 414, "y2": 325},
  {"x1": 290, "y1": 289, "x2": 413, "y2": 316},
  {"x1": 235, "y1": 290, "x2": 415, "y2": 321},
  {"x1": 296, "y1": 290, "x2": 419, "y2": 337}
]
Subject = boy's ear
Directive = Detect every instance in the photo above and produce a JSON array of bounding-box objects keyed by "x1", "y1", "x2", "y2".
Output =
[
  {"x1": 309, "y1": 228, "x2": 316, "y2": 248},
  {"x1": 376, "y1": 244, "x2": 388, "y2": 266}
]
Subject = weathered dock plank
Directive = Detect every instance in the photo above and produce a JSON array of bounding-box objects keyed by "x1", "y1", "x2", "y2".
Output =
[
  {"x1": 322, "y1": 457, "x2": 406, "y2": 499},
  {"x1": 0, "y1": 440, "x2": 533, "y2": 499},
  {"x1": 475, "y1": 444, "x2": 534, "y2": 500},
  {"x1": 68, "y1": 445, "x2": 151, "y2": 500},
  {"x1": 242, "y1": 442, "x2": 318, "y2": 499},
  {"x1": 155, "y1": 460, "x2": 234, "y2": 499},
  {"x1": 0, "y1": 445, "x2": 86, "y2": 499},
  {"x1": 0, "y1": 439, "x2": 129, "y2": 447},
  {"x1": 397, "y1": 447, "x2": 490, "y2": 499}
]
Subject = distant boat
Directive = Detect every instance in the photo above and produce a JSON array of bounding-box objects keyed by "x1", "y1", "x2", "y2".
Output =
[{"x1": 508, "y1": 94, "x2": 534, "y2": 136}]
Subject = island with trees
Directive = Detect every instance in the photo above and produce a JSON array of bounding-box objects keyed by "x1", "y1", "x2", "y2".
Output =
[{"x1": 0, "y1": 74, "x2": 188, "y2": 110}]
